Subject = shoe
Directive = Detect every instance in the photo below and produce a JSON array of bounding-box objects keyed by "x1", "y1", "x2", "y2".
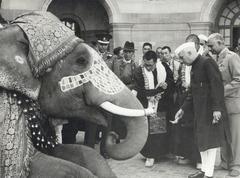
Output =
[
  {"x1": 116, "y1": 138, "x2": 120, "y2": 144},
  {"x1": 145, "y1": 158, "x2": 154, "y2": 167},
  {"x1": 178, "y1": 157, "x2": 190, "y2": 165},
  {"x1": 196, "y1": 163, "x2": 202, "y2": 170},
  {"x1": 173, "y1": 156, "x2": 181, "y2": 163},
  {"x1": 188, "y1": 170, "x2": 205, "y2": 178},
  {"x1": 229, "y1": 169, "x2": 240, "y2": 177}
]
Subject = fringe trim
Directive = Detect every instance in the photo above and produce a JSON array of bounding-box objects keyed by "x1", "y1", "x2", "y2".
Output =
[
  {"x1": 30, "y1": 37, "x2": 83, "y2": 78},
  {"x1": 1, "y1": 91, "x2": 37, "y2": 178},
  {"x1": 21, "y1": 120, "x2": 37, "y2": 178}
]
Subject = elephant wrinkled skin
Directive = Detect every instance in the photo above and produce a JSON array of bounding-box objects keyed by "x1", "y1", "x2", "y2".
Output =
[{"x1": 0, "y1": 12, "x2": 148, "y2": 178}]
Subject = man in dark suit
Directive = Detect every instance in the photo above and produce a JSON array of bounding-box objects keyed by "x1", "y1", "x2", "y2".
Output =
[
  {"x1": 113, "y1": 41, "x2": 136, "y2": 90},
  {"x1": 172, "y1": 42, "x2": 230, "y2": 178},
  {"x1": 133, "y1": 50, "x2": 174, "y2": 167}
]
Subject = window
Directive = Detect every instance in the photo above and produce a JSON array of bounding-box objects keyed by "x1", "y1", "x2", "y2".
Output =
[
  {"x1": 217, "y1": 1, "x2": 240, "y2": 47},
  {"x1": 61, "y1": 18, "x2": 81, "y2": 38}
]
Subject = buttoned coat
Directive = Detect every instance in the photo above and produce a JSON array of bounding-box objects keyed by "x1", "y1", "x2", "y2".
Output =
[
  {"x1": 98, "y1": 50, "x2": 113, "y2": 70},
  {"x1": 113, "y1": 58, "x2": 136, "y2": 90},
  {"x1": 217, "y1": 48, "x2": 240, "y2": 114},
  {"x1": 182, "y1": 55, "x2": 231, "y2": 151}
]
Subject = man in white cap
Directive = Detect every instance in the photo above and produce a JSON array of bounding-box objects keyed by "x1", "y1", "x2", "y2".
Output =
[
  {"x1": 198, "y1": 34, "x2": 209, "y2": 55},
  {"x1": 95, "y1": 33, "x2": 113, "y2": 70},
  {"x1": 171, "y1": 42, "x2": 230, "y2": 178}
]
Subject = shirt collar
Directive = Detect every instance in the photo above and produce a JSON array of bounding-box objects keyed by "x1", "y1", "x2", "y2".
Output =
[
  {"x1": 218, "y1": 47, "x2": 228, "y2": 59},
  {"x1": 123, "y1": 58, "x2": 132, "y2": 64}
]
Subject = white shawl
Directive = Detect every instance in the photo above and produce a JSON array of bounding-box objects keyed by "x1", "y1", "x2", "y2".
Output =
[{"x1": 143, "y1": 61, "x2": 166, "y2": 110}]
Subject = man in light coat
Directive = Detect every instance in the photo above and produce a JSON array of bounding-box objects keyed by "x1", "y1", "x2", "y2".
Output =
[{"x1": 208, "y1": 33, "x2": 240, "y2": 177}]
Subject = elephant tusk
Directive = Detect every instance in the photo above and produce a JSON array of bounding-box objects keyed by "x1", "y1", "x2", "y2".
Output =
[{"x1": 100, "y1": 101, "x2": 155, "y2": 117}]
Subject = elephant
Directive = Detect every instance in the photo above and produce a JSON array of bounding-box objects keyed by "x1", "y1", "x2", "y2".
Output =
[{"x1": 0, "y1": 11, "x2": 151, "y2": 178}]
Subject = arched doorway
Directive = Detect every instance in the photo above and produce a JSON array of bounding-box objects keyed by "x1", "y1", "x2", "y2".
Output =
[
  {"x1": 47, "y1": 0, "x2": 110, "y2": 45},
  {"x1": 60, "y1": 15, "x2": 85, "y2": 38},
  {"x1": 217, "y1": 0, "x2": 240, "y2": 48}
]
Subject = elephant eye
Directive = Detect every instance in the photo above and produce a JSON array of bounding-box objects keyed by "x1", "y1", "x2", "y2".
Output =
[{"x1": 76, "y1": 57, "x2": 86, "y2": 65}]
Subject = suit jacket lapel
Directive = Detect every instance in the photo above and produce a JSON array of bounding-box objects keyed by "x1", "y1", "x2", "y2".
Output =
[{"x1": 217, "y1": 48, "x2": 228, "y2": 65}]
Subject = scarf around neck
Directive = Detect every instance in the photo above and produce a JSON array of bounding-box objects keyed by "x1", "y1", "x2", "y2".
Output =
[{"x1": 142, "y1": 61, "x2": 166, "y2": 109}]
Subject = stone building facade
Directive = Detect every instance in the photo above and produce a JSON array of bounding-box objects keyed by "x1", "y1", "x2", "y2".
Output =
[{"x1": 0, "y1": 0, "x2": 239, "y2": 61}]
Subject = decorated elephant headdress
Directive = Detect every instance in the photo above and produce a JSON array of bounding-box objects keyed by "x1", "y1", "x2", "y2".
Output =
[{"x1": 0, "y1": 11, "x2": 83, "y2": 100}]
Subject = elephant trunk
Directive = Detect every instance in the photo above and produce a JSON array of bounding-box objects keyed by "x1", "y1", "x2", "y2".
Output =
[
  {"x1": 103, "y1": 90, "x2": 148, "y2": 160},
  {"x1": 83, "y1": 74, "x2": 149, "y2": 160},
  {"x1": 105, "y1": 115, "x2": 148, "y2": 160}
]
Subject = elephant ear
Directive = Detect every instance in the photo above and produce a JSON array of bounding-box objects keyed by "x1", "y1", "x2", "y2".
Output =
[{"x1": 0, "y1": 29, "x2": 41, "y2": 100}]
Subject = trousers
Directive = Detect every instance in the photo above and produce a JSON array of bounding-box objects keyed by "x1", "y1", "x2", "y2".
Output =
[{"x1": 200, "y1": 148, "x2": 218, "y2": 177}]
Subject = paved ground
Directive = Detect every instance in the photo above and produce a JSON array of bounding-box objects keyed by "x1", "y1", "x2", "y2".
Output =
[
  {"x1": 108, "y1": 154, "x2": 230, "y2": 178},
  {"x1": 76, "y1": 132, "x2": 233, "y2": 178}
]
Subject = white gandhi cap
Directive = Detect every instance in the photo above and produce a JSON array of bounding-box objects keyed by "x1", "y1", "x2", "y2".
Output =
[
  {"x1": 175, "y1": 42, "x2": 195, "y2": 56},
  {"x1": 198, "y1": 34, "x2": 208, "y2": 42}
]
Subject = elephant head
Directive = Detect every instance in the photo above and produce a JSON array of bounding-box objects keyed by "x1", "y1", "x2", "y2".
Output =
[{"x1": 0, "y1": 11, "x2": 149, "y2": 160}]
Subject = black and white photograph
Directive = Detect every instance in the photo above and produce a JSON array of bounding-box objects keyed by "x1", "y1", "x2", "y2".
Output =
[{"x1": 0, "y1": 0, "x2": 240, "y2": 177}]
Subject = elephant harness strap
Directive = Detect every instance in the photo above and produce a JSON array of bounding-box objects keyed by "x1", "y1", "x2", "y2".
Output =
[{"x1": 0, "y1": 89, "x2": 57, "y2": 177}]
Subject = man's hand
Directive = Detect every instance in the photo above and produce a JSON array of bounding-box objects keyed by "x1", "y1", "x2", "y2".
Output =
[
  {"x1": 131, "y1": 90, "x2": 137, "y2": 96},
  {"x1": 144, "y1": 107, "x2": 156, "y2": 116},
  {"x1": 156, "y1": 82, "x2": 167, "y2": 90},
  {"x1": 170, "y1": 109, "x2": 184, "y2": 124},
  {"x1": 212, "y1": 111, "x2": 221, "y2": 124}
]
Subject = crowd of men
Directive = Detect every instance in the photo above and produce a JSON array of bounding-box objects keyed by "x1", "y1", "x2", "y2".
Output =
[{"x1": 62, "y1": 32, "x2": 240, "y2": 178}]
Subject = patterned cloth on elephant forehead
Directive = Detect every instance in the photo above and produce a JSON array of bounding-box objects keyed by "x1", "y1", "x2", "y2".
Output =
[
  {"x1": 13, "y1": 11, "x2": 82, "y2": 77},
  {"x1": 59, "y1": 49, "x2": 125, "y2": 95}
]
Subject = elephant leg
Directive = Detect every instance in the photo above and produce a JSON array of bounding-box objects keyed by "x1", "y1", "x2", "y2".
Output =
[
  {"x1": 51, "y1": 144, "x2": 117, "y2": 178},
  {"x1": 84, "y1": 122, "x2": 98, "y2": 148},
  {"x1": 62, "y1": 120, "x2": 79, "y2": 144},
  {"x1": 29, "y1": 151, "x2": 96, "y2": 178},
  {"x1": 100, "y1": 115, "x2": 112, "y2": 158}
]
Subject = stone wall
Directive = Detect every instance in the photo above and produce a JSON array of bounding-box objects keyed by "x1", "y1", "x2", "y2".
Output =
[
  {"x1": 0, "y1": 0, "x2": 225, "y2": 61},
  {"x1": 112, "y1": 21, "x2": 212, "y2": 64}
]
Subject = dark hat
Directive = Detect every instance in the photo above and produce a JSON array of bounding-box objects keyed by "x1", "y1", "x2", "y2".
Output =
[
  {"x1": 113, "y1": 47, "x2": 123, "y2": 55},
  {"x1": 123, "y1": 41, "x2": 136, "y2": 52},
  {"x1": 96, "y1": 33, "x2": 112, "y2": 44}
]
